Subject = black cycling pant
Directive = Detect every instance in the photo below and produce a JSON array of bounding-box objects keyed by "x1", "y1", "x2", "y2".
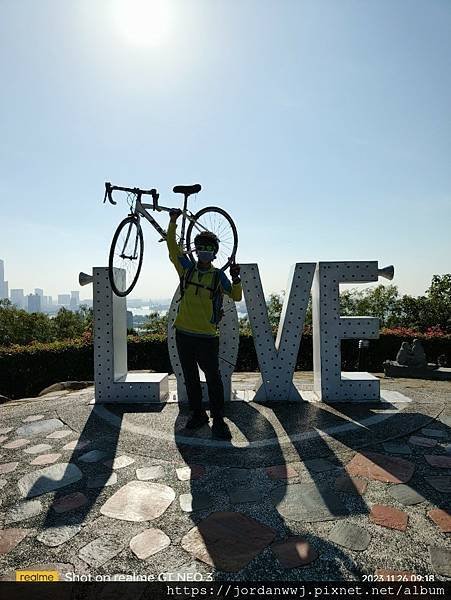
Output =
[{"x1": 175, "y1": 329, "x2": 224, "y2": 419}]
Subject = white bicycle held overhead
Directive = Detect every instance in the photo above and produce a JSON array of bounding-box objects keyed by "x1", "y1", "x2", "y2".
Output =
[{"x1": 104, "y1": 182, "x2": 238, "y2": 297}]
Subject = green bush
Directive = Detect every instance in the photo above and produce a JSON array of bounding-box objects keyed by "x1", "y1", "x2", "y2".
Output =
[{"x1": 1, "y1": 329, "x2": 449, "y2": 400}]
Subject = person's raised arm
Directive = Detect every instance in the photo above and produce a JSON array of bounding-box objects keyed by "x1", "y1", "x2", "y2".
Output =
[{"x1": 167, "y1": 209, "x2": 192, "y2": 277}]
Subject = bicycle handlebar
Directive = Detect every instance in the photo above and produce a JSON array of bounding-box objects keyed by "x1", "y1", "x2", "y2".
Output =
[{"x1": 103, "y1": 182, "x2": 159, "y2": 206}]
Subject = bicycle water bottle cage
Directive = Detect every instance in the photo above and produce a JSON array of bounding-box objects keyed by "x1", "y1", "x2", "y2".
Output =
[{"x1": 173, "y1": 184, "x2": 201, "y2": 196}]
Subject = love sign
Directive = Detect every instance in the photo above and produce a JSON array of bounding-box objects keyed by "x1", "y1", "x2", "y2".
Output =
[{"x1": 86, "y1": 260, "x2": 393, "y2": 404}]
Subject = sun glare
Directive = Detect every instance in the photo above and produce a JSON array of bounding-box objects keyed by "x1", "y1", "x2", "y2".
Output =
[{"x1": 113, "y1": 0, "x2": 172, "y2": 47}]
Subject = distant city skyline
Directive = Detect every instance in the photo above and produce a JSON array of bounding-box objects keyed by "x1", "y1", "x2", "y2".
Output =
[{"x1": 0, "y1": 254, "x2": 446, "y2": 309}]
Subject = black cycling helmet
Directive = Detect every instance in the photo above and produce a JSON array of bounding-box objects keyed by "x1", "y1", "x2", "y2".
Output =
[{"x1": 194, "y1": 231, "x2": 219, "y2": 253}]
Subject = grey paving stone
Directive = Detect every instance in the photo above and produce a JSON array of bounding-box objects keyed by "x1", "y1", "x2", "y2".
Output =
[
  {"x1": 37, "y1": 524, "x2": 82, "y2": 547},
  {"x1": 136, "y1": 466, "x2": 165, "y2": 480},
  {"x1": 86, "y1": 473, "x2": 118, "y2": 488},
  {"x1": 15, "y1": 418, "x2": 65, "y2": 438},
  {"x1": 421, "y1": 428, "x2": 447, "y2": 439},
  {"x1": 22, "y1": 415, "x2": 45, "y2": 423},
  {"x1": 271, "y1": 483, "x2": 348, "y2": 522},
  {"x1": 382, "y1": 442, "x2": 412, "y2": 455},
  {"x1": 77, "y1": 450, "x2": 109, "y2": 463},
  {"x1": 100, "y1": 481, "x2": 175, "y2": 521},
  {"x1": 304, "y1": 458, "x2": 340, "y2": 472},
  {"x1": 179, "y1": 492, "x2": 213, "y2": 512},
  {"x1": 5, "y1": 499, "x2": 43, "y2": 523},
  {"x1": 227, "y1": 486, "x2": 262, "y2": 504},
  {"x1": 329, "y1": 522, "x2": 371, "y2": 551},
  {"x1": 129, "y1": 528, "x2": 171, "y2": 559},
  {"x1": 17, "y1": 462, "x2": 83, "y2": 498},
  {"x1": 79, "y1": 534, "x2": 126, "y2": 568},
  {"x1": 408, "y1": 435, "x2": 437, "y2": 448},
  {"x1": 438, "y1": 414, "x2": 451, "y2": 428},
  {"x1": 388, "y1": 484, "x2": 426, "y2": 506},
  {"x1": 23, "y1": 444, "x2": 53, "y2": 455},
  {"x1": 424, "y1": 476, "x2": 451, "y2": 493},
  {"x1": 429, "y1": 547, "x2": 451, "y2": 578},
  {"x1": 103, "y1": 455, "x2": 135, "y2": 470}
]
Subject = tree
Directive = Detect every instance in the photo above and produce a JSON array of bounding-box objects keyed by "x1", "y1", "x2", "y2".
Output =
[
  {"x1": 340, "y1": 284, "x2": 400, "y2": 328},
  {"x1": 143, "y1": 311, "x2": 168, "y2": 335},
  {"x1": 424, "y1": 274, "x2": 451, "y2": 332}
]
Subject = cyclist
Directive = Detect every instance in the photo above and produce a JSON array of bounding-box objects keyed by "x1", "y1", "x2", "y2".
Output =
[{"x1": 167, "y1": 208, "x2": 242, "y2": 440}]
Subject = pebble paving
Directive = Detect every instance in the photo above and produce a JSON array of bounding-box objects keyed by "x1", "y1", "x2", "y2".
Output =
[{"x1": 0, "y1": 377, "x2": 450, "y2": 581}]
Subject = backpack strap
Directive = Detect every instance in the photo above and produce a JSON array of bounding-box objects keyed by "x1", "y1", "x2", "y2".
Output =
[{"x1": 177, "y1": 264, "x2": 196, "y2": 302}]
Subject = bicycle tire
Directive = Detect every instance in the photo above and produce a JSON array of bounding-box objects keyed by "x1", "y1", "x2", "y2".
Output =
[
  {"x1": 186, "y1": 206, "x2": 238, "y2": 271},
  {"x1": 108, "y1": 216, "x2": 144, "y2": 297}
]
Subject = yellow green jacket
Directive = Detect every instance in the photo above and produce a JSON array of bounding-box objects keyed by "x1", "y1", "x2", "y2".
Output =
[{"x1": 167, "y1": 221, "x2": 242, "y2": 337}]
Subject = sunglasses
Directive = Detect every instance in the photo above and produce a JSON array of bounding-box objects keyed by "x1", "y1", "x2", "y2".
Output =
[{"x1": 196, "y1": 244, "x2": 216, "y2": 252}]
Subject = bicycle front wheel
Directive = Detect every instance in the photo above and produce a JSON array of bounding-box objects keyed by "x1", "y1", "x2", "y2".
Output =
[
  {"x1": 186, "y1": 206, "x2": 238, "y2": 271},
  {"x1": 108, "y1": 216, "x2": 144, "y2": 296}
]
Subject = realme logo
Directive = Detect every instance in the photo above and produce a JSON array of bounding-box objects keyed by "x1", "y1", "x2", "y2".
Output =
[{"x1": 16, "y1": 570, "x2": 59, "y2": 582}]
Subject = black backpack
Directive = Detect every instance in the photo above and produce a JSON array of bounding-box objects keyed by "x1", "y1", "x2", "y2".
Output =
[{"x1": 177, "y1": 264, "x2": 224, "y2": 325}]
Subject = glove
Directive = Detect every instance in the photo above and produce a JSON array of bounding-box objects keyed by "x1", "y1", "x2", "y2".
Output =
[{"x1": 229, "y1": 257, "x2": 240, "y2": 282}]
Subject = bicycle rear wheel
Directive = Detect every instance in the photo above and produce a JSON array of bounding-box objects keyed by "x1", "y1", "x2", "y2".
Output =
[
  {"x1": 108, "y1": 216, "x2": 144, "y2": 296},
  {"x1": 186, "y1": 206, "x2": 238, "y2": 270}
]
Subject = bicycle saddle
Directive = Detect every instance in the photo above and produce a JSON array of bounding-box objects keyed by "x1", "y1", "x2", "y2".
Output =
[{"x1": 173, "y1": 184, "x2": 201, "y2": 196}]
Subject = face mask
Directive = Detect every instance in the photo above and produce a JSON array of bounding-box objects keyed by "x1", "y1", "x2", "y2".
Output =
[{"x1": 196, "y1": 250, "x2": 215, "y2": 263}]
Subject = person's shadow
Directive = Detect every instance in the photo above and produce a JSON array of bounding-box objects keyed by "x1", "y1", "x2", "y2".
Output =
[
  {"x1": 174, "y1": 380, "x2": 450, "y2": 582},
  {"x1": 20, "y1": 373, "x2": 449, "y2": 584}
]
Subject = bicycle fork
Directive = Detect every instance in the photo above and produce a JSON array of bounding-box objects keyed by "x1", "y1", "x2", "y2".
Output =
[{"x1": 120, "y1": 217, "x2": 140, "y2": 260}]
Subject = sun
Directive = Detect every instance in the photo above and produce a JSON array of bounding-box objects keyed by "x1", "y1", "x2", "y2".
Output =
[{"x1": 113, "y1": 0, "x2": 172, "y2": 47}]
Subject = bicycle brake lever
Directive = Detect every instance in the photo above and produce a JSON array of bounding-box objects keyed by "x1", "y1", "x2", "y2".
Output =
[{"x1": 104, "y1": 182, "x2": 117, "y2": 205}]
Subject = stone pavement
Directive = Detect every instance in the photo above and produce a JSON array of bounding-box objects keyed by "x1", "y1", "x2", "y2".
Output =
[{"x1": 0, "y1": 373, "x2": 450, "y2": 582}]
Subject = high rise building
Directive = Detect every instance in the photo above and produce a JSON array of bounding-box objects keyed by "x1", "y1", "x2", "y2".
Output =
[
  {"x1": 58, "y1": 294, "x2": 71, "y2": 307},
  {"x1": 70, "y1": 290, "x2": 80, "y2": 309},
  {"x1": 10, "y1": 289, "x2": 25, "y2": 309},
  {"x1": 34, "y1": 288, "x2": 44, "y2": 297},
  {"x1": 27, "y1": 293, "x2": 41, "y2": 313},
  {"x1": 0, "y1": 259, "x2": 8, "y2": 300}
]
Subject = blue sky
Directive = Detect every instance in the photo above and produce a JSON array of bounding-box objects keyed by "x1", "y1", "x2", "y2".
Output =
[{"x1": 1, "y1": 0, "x2": 450, "y2": 302}]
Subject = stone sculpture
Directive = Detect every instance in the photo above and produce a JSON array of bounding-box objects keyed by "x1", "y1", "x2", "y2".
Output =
[{"x1": 385, "y1": 339, "x2": 450, "y2": 380}]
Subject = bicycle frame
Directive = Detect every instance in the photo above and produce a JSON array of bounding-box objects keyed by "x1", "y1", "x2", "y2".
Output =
[
  {"x1": 105, "y1": 183, "x2": 211, "y2": 254},
  {"x1": 135, "y1": 197, "x2": 210, "y2": 252}
]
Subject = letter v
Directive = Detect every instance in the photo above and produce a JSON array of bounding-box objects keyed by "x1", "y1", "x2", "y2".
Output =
[{"x1": 241, "y1": 263, "x2": 316, "y2": 402}]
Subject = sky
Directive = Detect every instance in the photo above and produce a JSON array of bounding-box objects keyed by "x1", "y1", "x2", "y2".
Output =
[{"x1": 1, "y1": 0, "x2": 450, "y2": 303}]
